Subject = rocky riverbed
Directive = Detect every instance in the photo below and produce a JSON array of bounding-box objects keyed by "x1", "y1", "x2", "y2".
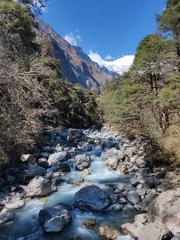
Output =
[{"x1": 0, "y1": 126, "x2": 179, "y2": 240}]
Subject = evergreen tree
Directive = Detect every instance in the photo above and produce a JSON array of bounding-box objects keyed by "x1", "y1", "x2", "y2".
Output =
[
  {"x1": 158, "y1": 0, "x2": 180, "y2": 58},
  {"x1": 133, "y1": 34, "x2": 170, "y2": 95}
]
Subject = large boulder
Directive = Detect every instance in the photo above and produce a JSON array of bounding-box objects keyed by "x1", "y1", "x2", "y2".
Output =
[
  {"x1": 139, "y1": 222, "x2": 172, "y2": 240},
  {"x1": 39, "y1": 204, "x2": 71, "y2": 233},
  {"x1": 5, "y1": 199, "x2": 25, "y2": 210},
  {"x1": 126, "y1": 188, "x2": 180, "y2": 239},
  {"x1": 25, "y1": 164, "x2": 46, "y2": 178},
  {"x1": 48, "y1": 151, "x2": 69, "y2": 166},
  {"x1": 106, "y1": 148, "x2": 125, "y2": 159},
  {"x1": 28, "y1": 176, "x2": 57, "y2": 197},
  {"x1": 74, "y1": 185, "x2": 110, "y2": 211},
  {"x1": 75, "y1": 154, "x2": 90, "y2": 171},
  {"x1": 148, "y1": 188, "x2": 180, "y2": 237},
  {"x1": 0, "y1": 209, "x2": 14, "y2": 225}
]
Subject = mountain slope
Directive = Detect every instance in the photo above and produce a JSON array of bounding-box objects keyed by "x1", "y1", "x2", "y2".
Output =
[{"x1": 38, "y1": 20, "x2": 116, "y2": 89}]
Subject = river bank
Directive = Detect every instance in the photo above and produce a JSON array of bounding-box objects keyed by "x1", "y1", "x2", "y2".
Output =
[{"x1": 0, "y1": 126, "x2": 179, "y2": 240}]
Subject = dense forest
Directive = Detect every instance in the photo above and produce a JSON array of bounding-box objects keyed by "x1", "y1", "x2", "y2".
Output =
[
  {"x1": 101, "y1": 0, "x2": 180, "y2": 163},
  {"x1": 0, "y1": 0, "x2": 103, "y2": 168}
]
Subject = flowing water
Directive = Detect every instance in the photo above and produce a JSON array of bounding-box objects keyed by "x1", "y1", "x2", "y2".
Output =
[{"x1": 0, "y1": 129, "x2": 137, "y2": 240}]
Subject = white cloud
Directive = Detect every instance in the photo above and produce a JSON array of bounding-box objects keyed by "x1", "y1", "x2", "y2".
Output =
[
  {"x1": 88, "y1": 50, "x2": 134, "y2": 75},
  {"x1": 64, "y1": 33, "x2": 81, "y2": 46}
]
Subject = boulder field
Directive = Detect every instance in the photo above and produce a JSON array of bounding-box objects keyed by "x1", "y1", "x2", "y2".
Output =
[{"x1": 0, "y1": 126, "x2": 179, "y2": 240}]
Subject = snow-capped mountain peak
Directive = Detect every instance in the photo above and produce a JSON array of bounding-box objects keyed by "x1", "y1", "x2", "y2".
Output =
[{"x1": 88, "y1": 51, "x2": 134, "y2": 75}]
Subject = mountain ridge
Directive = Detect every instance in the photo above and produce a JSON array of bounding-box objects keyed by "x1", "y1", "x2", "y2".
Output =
[{"x1": 38, "y1": 20, "x2": 117, "y2": 89}]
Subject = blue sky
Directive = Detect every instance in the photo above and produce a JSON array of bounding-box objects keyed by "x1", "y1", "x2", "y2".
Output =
[{"x1": 42, "y1": 0, "x2": 166, "y2": 60}]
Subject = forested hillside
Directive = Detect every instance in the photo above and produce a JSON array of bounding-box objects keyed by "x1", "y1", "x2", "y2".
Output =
[
  {"x1": 0, "y1": 0, "x2": 102, "y2": 168},
  {"x1": 101, "y1": 0, "x2": 180, "y2": 163}
]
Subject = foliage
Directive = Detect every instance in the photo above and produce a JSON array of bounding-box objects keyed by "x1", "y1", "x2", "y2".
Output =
[
  {"x1": 0, "y1": 0, "x2": 36, "y2": 50},
  {"x1": 101, "y1": 17, "x2": 180, "y2": 162},
  {"x1": 158, "y1": 0, "x2": 180, "y2": 39},
  {"x1": 133, "y1": 35, "x2": 172, "y2": 95},
  {"x1": 17, "y1": 0, "x2": 47, "y2": 15},
  {"x1": 0, "y1": 1, "x2": 102, "y2": 167},
  {"x1": 158, "y1": 0, "x2": 180, "y2": 60}
]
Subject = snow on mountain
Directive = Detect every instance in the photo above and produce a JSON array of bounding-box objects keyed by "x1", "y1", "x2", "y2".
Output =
[{"x1": 88, "y1": 51, "x2": 134, "y2": 75}]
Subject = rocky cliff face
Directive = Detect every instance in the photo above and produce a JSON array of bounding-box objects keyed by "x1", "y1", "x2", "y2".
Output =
[{"x1": 38, "y1": 20, "x2": 116, "y2": 89}]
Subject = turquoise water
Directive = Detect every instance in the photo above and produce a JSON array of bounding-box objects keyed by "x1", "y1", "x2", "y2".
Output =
[{"x1": 0, "y1": 129, "x2": 136, "y2": 240}]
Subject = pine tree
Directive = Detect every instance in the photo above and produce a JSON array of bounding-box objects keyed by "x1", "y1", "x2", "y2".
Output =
[{"x1": 158, "y1": 0, "x2": 180, "y2": 58}]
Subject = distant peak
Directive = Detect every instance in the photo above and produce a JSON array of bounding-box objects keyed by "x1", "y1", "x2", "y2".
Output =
[{"x1": 88, "y1": 51, "x2": 134, "y2": 75}]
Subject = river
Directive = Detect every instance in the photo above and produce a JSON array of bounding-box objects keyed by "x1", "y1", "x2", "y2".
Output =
[{"x1": 0, "y1": 128, "x2": 138, "y2": 240}]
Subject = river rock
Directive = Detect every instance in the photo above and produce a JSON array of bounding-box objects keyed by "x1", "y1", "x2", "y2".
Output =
[
  {"x1": 118, "y1": 197, "x2": 127, "y2": 204},
  {"x1": 5, "y1": 199, "x2": 25, "y2": 210},
  {"x1": 48, "y1": 151, "x2": 69, "y2": 166},
  {"x1": 141, "y1": 189, "x2": 157, "y2": 211},
  {"x1": 25, "y1": 164, "x2": 46, "y2": 178},
  {"x1": 122, "y1": 222, "x2": 143, "y2": 239},
  {"x1": 28, "y1": 176, "x2": 57, "y2": 197},
  {"x1": 0, "y1": 209, "x2": 14, "y2": 225},
  {"x1": 40, "y1": 152, "x2": 50, "y2": 158},
  {"x1": 20, "y1": 154, "x2": 33, "y2": 162},
  {"x1": 107, "y1": 157, "x2": 120, "y2": 170},
  {"x1": 113, "y1": 204, "x2": 124, "y2": 211},
  {"x1": 135, "y1": 213, "x2": 148, "y2": 224},
  {"x1": 83, "y1": 218, "x2": 96, "y2": 229},
  {"x1": 81, "y1": 169, "x2": 90, "y2": 177},
  {"x1": 121, "y1": 214, "x2": 148, "y2": 239},
  {"x1": 109, "y1": 194, "x2": 119, "y2": 203},
  {"x1": 74, "y1": 185, "x2": 110, "y2": 211},
  {"x1": 136, "y1": 187, "x2": 147, "y2": 197},
  {"x1": 37, "y1": 158, "x2": 49, "y2": 169},
  {"x1": 67, "y1": 129, "x2": 84, "y2": 144},
  {"x1": 101, "y1": 138, "x2": 118, "y2": 149},
  {"x1": 118, "y1": 161, "x2": 129, "y2": 174},
  {"x1": 127, "y1": 190, "x2": 140, "y2": 205},
  {"x1": 98, "y1": 223, "x2": 120, "y2": 240},
  {"x1": 136, "y1": 157, "x2": 146, "y2": 168},
  {"x1": 106, "y1": 148, "x2": 125, "y2": 160},
  {"x1": 39, "y1": 204, "x2": 71, "y2": 233},
  {"x1": 124, "y1": 146, "x2": 137, "y2": 158},
  {"x1": 59, "y1": 163, "x2": 71, "y2": 173},
  {"x1": 139, "y1": 222, "x2": 172, "y2": 240},
  {"x1": 165, "y1": 171, "x2": 175, "y2": 180},
  {"x1": 114, "y1": 183, "x2": 125, "y2": 193},
  {"x1": 75, "y1": 154, "x2": 90, "y2": 171},
  {"x1": 148, "y1": 188, "x2": 180, "y2": 237}
]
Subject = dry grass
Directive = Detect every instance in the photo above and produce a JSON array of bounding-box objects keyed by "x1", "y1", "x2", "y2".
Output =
[{"x1": 161, "y1": 125, "x2": 180, "y2": 164}]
